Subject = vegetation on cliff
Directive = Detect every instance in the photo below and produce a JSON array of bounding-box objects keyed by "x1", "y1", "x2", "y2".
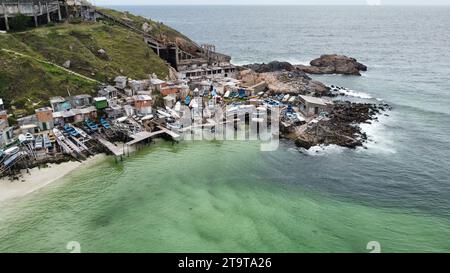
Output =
[
  {"x1": 0, "y1": 7, "x2": 195, "y2": 116},
  {"x1": 97, "y1": 8, "x2": 199, "y2": 54}
]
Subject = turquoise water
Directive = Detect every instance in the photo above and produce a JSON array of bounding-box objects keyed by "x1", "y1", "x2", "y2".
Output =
[
  {"x1": 1, "y1": 6, "x2": 450, "y2": 252},
  {"x1": 1, "y1": 141, "x2": 449, "y2": 252}
]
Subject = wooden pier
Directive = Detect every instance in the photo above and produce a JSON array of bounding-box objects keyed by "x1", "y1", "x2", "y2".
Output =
[
  {"x1": 126, "y1": 127, "x2": 181, "y2": 146},
  {"x1": 96, "y1": 136, "x2": 124, "y2": 157},
  {"x1": 126, "y1": 131, "x2": 164, "y2": 146},
  {"x1": 156, "y1": 126, "x2": 181, "y2": 141}
]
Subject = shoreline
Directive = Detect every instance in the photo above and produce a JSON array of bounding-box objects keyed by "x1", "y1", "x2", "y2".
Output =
[{"x1": 0, "y1": 154, "x2": 106, "y2": 204}]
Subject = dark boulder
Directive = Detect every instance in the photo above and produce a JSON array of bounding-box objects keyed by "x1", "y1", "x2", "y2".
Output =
[
  {"x1": 244, "y1": 61, "x2": 295, "y2": 73},
  {"x1": 295, "y1": 54, "x2": 367, "y2": 76}
]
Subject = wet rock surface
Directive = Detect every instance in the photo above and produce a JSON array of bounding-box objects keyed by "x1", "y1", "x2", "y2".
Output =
[
  {"x1": 243, "y1": 61, "x2": 295, "y2": 73},
  {"x1": 239, "y1": 69, "x2": 331, "y2": 96},
  {"x1": 294, "y1": 102, "x2": 391, "y2": 149},
  {"x1": 295, "y1": 54, "x2": 368, "y2": 76}
]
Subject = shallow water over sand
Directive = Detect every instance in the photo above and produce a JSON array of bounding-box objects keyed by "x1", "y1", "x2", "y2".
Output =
[
  {"x1": 0, "y1": 141, "x2": 449, "y2": 252},
  {"x1": 1, "y1": 6, "x2": 450, "y2": 252}
]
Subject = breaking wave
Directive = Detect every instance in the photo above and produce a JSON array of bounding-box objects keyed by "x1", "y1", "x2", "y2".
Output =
[
  {"x1": 300, "y1": 144, "x2": 346, "y2": 156},
  {"x1": 357, "y1": 113, "x2": 397, "y2": 154},
  {"x1": 337, "y1": 88, "x2": 373, "y2": 99}
]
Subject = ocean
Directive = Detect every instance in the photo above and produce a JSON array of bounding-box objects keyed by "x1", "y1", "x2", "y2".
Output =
[{"x1": 0, "y1": 6, "x2": 449, "y2": 252}]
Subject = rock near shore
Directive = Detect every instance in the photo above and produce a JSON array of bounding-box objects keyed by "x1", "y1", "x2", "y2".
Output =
[
  {"x1": 243, "y1": 61, "x2": 295, "y2": 73},
  {"x1": 295, "y1": 102, "x2": 390, "y2": 150},
  {"x1": 239, "y1": 69, "x2": 331, "y2": 96},
  {"x1": 296, "y1": 54, "x2": 367, "y2": 76}
]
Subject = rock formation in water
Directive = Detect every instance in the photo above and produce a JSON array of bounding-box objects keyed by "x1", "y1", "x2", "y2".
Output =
[
  {"x1": 243, "y1": 61, "x2": 295, "y2": 73},
  {"x1": 239, "y1": 68, "x2": 331, "y2": 96},
  {"x1": 295, "y1": 54, "x2": 368, "y2": 76},
  {"x1": 293, "y1": 102, "x2": 391, "y2": 150}
]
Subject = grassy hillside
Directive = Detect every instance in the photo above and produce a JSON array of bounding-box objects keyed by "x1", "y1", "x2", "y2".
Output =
[
  {"x1": 0, "y1": 21, "x2": 171, "y2": 116},
  {"x1": 97, "y1": 8, "x2": 200, "y2": 55},
  {"x1": 0, "y1": 49, "x2": 99, "y2": 116}
]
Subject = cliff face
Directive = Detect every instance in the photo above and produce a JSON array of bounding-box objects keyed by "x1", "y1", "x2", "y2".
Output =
[{"x1": 0, "y1": 8, "x2": 193, "y2": 115}]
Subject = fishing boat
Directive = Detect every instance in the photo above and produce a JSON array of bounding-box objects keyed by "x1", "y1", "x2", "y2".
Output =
[
  {"x1": 64, "y1": 124, "x2": 80, "y2": 137},
  {"x1": 53, "y1": 128, "x2": 65, "y2": 141},
  {"x1": 4, "y1": 146, "x2": 20, "y2": 157},
  {"x1": 25, "y1": 133, "x2": 34, "y2": 142},
  {"x1": 18, "y1": 134, "x2": 27, "y2": 143},
  {"x1": 35, "y1": 135, "x2": 43, "y2": 150},
  {"x1": 47, "y1": 132, "x2": 57, "y2": 143},
  {"x1": 157, "y1": 109, "x2": 172, "y2": 119},
  {"x1": 43, "y1": 134, "x2": 52, "y2": 148},
  {"x1": 165, "y1": 107, "x2": 180, "y2": 119},
  {"x1": 100, "y1": 118, "x2": 111, "y2": 129},
  {"x1": 84, "y1": 119, "x2": 99, "y2": 132},
  {"x1": 74, "y1": 127, "x2": 89, "y2": 139}
]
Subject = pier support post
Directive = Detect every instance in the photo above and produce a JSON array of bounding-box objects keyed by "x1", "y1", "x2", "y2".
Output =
[
  {"x1": 64, "y1": 3, "x2": 69, "y2": 21},
  {"x1": 57, "y1": 2, "x2": 62, "y2": 21},
  {"x1": 175, "y1": 46, "x2": 180, "y2": 66},
  {"x1": 46, "y1": 2, "x2": 51, "y2": 23},
  {"x1": 33, "y1": 4, "x2": 38, "y2": 27},
  {"x1": 2, "y1": 3, "x2": 9, "y2": 31}
]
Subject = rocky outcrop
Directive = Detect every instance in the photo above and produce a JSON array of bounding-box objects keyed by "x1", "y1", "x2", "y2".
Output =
[
  {"x1": 294, "y1": 102, "x2": 391, "y2": 150},
  {"x1": 239, "y1": 69, "x2": 331, "y2": 96},
  {"x1": 296, "y1": 54, "x2": 367, "y2": 76},
  {"x1": 263, "y1": 71, "x2": 330, "y2": 95},
  {"x1": 243, "y1": 61, "x2": 295, "y2": 73}
]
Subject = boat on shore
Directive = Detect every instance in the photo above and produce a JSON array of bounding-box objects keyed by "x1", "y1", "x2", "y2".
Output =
[{"x1": 35, "y1": 135, "x2": 43, "y2": 150}]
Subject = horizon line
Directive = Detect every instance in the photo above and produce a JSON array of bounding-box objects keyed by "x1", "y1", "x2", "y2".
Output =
[{"x1": 96, "y1": 4, "x2": 450, "y2": 6}]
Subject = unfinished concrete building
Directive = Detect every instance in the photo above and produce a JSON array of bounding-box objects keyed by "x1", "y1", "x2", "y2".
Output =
[
  {"x1": 144, "y1": 36, "x2": 237, "y2": 81},
  {"x1": 0, "y1": 0, "x2": 93, "y2": 31}
]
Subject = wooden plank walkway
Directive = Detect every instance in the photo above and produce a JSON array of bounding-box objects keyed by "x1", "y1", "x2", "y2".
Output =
[
  {"x1": 96, "y1": 136, "x2": 124, "y2": 156},
  {"x1": 126, "y1": 127, "x2": 181, "y2": 146},
  {"x1": 180, "y1": 119, "x2": 240, "y2": 132},
  {"x1": 157, "y1": 126, "x2": 181, "y2": 140},
  {"x1": 126, "y1": 131, "x2": 165, "y2": 146}
]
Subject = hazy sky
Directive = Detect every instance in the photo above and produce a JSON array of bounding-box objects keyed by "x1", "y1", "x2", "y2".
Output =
[{"x1": 92, "y1": 0, "x2": 449, "y2": 5}]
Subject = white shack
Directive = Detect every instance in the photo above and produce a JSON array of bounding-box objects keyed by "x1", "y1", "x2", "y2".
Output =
[{"x1": 298, "y1": 95, "x2": 333, "y2": 117}]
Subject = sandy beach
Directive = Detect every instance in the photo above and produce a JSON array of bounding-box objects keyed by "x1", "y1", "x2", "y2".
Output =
[{"x1": 0, "y1": 154, "x2": 106, "y2": 204}]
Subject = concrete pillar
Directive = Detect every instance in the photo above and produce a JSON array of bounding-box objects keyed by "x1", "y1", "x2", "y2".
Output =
[
  {"x1": 38, "y1": 2, "x2": 42, "y2": 14},
  {"x1": 175, "y1": 47, "x2": 180, "y2": 66},
  {"x1": 33, "y1": 4, "x2": 38, "y2": 27},
  {"x1": 46, "y1": 2, "x2": 51, "y2": 23},
  {"x1": 2, "y1": 3, "x2": 9, "y2": 31},
  {"x1": 64, "y1": 3, "x2": 69, "y2": 21},
  {"x1": 57, "y1": 2, "x2": 62, "y2": 21}
]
